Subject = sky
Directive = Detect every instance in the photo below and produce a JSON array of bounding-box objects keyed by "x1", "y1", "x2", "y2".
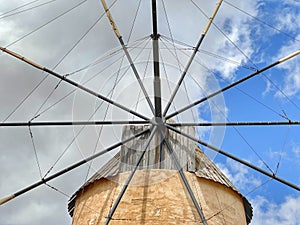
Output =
[{"x1": 0, "y1": 0, "x2": 300, "y2": 224}]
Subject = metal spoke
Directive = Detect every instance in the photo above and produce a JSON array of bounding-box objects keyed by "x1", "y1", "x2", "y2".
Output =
[
  {"x1": 151, "y1": 0, "x2": 162, "y2": 118},
  {"x1": 163, "y1": 133, "x2": 208, "y2": 224},
  {"x1": 166, "y1": 124, "x2": 300, "y2": 191},
  {"x1": 166, "y1": 49, "x2": 300, "y2": 119},
  {"x1": 0, "y1": 127, "x2": 151, "y2": 205},
  {"x1": 100, "y1": 0, "x2": 155, "y2": 115},
  {"x1": 0, "y1": 120, "x2": 151, "y2": 127},
  {"x1": 167, "y1": 121, "x2": 300, "y2": 127},
  {"x1": 163, "y1": 0, "x2": 223, "y2": 116},
  {"x1": 104, "y1": 126, "x2": 156, "y2": 225},
  {"x1": 0, "y1": 47, "x2": 149, "y2": 121},
  {"x1": 159, "y1": 135, "x2": 165, "y2": 169}
]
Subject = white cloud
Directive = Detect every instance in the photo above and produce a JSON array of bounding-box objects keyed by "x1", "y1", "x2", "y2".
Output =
[
  {"x1": 283, "y1": 0, "x2": 300, "y2": 6},
  {"x1": 277, "y1": 12, "x2": 300, "y2": 33},
  {"x1": 200, "y1": 1, "x2": 258, "y2": 80},
  {"x1": 272, "y1": 0, "x2": 300, "y2": 33},
  {"x1": 292, "y1": 144, "x2": 300, "y2": 166},
  {"x1": 257, "y1": 1, "x2": 300, "y2": 98},
  {"x1": 0, "y1": 19, "x2": 21, "y2": 46},
  {"x1": 217, "y1": 158, "x2": 300, "y2": 225},
  {"x1": 216, "y1": 158, "x2": 262, "y2": 192},
  {"x1": 274, "y1": 35, "x2": 300, "y2": 97},
  {"x1": 262, "y1": 79, "x2": 273, "y2": 97},
  {"x1": 251, "y1": 195, "x2": 300, "y2": 225}
]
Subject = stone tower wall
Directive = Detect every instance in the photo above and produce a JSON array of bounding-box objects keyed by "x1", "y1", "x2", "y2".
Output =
[{"x1": 72, "y1": 170, "x2": 248, "y2": 225}]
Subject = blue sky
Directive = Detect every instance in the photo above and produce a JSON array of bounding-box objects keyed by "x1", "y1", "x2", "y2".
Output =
[{"x1": 0, "y1": 0, "x2": 299, "y2": 224}]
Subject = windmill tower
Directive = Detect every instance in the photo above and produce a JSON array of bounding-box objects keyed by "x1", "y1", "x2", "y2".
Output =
[{"x1": 68, "y1": 124, "x2": 252, "y2": 224}]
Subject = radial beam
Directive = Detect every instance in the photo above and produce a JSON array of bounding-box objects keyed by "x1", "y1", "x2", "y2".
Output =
[
  {"x1": 0, "y1": 120, "x2": 151, "y2": 127},
  {"x1": 166, "y1": 49, "x2": 300, "y2": 119},
  {"x1": 151, "y1": 0, "x2": 162, "y2": 118},
  {"x1": 166, "y1": 124, "x2": 300, "y2": 191},
  {"x1": 100, "y1": 0, "x2": 155, "y2": 115},
  {"x1": 104, "y1": 126, "x2": 157, "y2": 225},
  {"x1": 0, "y1": 127, "x2": 150, "y2": 205},
  {"x1": 163, "y1": 136, "x2": 208, "y2": 224},
  {"x1": 168, "y1": 121, "x2": 300, "y2": 127},
  {"x1": 0, "y1": 47, "x2": 149, "y2": 121},
  {"x1": 159, "y1": 133, "x2": 165, "y2": 168},
  {"x1": 163, "y1": 0, "x2": 223, "y2": 116}
]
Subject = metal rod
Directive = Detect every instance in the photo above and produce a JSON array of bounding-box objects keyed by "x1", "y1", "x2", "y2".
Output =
[
  {"x1": 105, "y1": 126, "x2": 157, "y2": 225},
  {"x1": 120, "y1": 38, "x2": 155, "y2": 115},
  {"x1": 0, "y1": 47, "x2": 149, "y2": 121},
  {"x1": 0, "y1": 120, "x2": 151, "y2": 127},
  {"x1": 0, "y1": 128, "x2": 150, "y2": 205},
  {"x1": 100, "y1": 0, "x2": 155, "y2": 115},
  {"x1": 163, "y1": 136, "x2": 208, "y2": 224},
  {"x1": 159, "y1": 134, "x2": 165, "y2": 169},
  {"x1": 167, "y1": 121, "x2": 300, "y2": 127},
  {"x1": 163, "y1": 0, "x2": 223, "y2": 116},
  {"x1": 166, "y1": 124, "x2": 300, "y2": 191},
  {"x1": 166, "y1": 49, "x2": 300, "y2": 119},
  {"x1": 151, "y1": 0, "x2": 162, "y2": 118}
]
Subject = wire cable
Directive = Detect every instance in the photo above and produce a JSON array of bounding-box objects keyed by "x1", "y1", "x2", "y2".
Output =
[
  {"x1": 165, "y1": 35, "x2": 290, "y2": 120},
  {"x1": 33, "y1": 38, "x2": 149, "y2": 120},
  {"x1": 31, "y1": 79, "x2": 63, "y2": 121},
  {"x1": 161, "y1": 35, "x2": 257, "y2": 72},
  {"x1": 205, "y1": 177, "x2": 273, "y2": 222},
  {"x1": 43, "y1": 101, "x2": 108, "y2": 178},
  {"x1": 165, "y1": 43, "x2": 276, "y2": 174},
  {"x1": 188, "y1": 70, "x2": 276, "y2": 174},
  {"x1": 190, "y1": 0, "x2": 300, "y2": 114},
  {"x1": 275, "y1": 124, "x2": 291, "y2": 174},
  {"x1": 2, "y1": 0, "x2": 110, "y2": 122},
  {"x1": 31, "y1": 54, "x2": 124, "y2": 120},
  {"x1": 5, "y1": 0, "x2": 88, "y2": 48},
  {"x1": 132, "y1": 48, "x2": 151, "y2": 117},
  {"x1": 31, "y1": 10, "x2": 108, "y2": 120},
  {"x1": 212, "y1": 20, "x2": 300, "y2": 113},
  {"x1": 0, "y1": 0, "x2": 40, "y2": 17},
  {"x1": 263, "y1": 75, "x2": 300, "y2": 113},
  {"x1": 45, "y1": 181, "x2": 112, "y2": 220},
  {"x1": 127, "y1": 0, "x2": 142, "y2": 42},
  {"x1": 0, "y1": 0, "x2": 57, "y2": 20},
  {"x1": 223, "y1": 0, "x2": 300, "y2": 43},
  {"x1": 45, "y1": 183, "x2": 70, "y2": 198},
  {"x1": 159, "y1": 38, "x2": 199, "y2": 125},
  {"x1": 84, "y1": 55, "x2": 126, "y2": 181},
  {"x1": 161, "y1": 0, "x2": 182, "y2": 71},
  {"x1": 160, "y1": 0, "x2": 185, "y2": 117},
  {"x1": 101, "y1": 0, "x2": 155, "y2": 116},
  {"x1": 2, "y1": 0, "x2": 91, "y2": 123},
  {"x1": 43, "y1": 38, "x2": 151, "y2": 177},
  {"x1": 66, "y1": 36, "x2": 148, "y2": 77},
  {"x1": 1, "y1": 75, "x2": 48, "y2": 123},
  {"x1": 185, "y1": 1, "x2": 242, "y2": 62},
  {"x1": 160, "y1": 52, "x2": 180, "y2": 122},
  {"x1": 28, "y1": 125, "x2": 43, "y2": 178}
]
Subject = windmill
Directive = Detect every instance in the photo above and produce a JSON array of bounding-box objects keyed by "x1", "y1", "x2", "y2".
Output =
[{"x1": 0, "y1": 0, "x2": 299, "y2": 224}]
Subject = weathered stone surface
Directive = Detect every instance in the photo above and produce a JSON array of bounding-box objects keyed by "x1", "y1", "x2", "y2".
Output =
[{"x1": 72, "y1": 170, "x2": 247, "y2": 225}]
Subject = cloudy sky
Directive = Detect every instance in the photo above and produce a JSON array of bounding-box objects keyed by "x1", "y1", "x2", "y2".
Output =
[{"x1": 0, "y1": 0, "x2": 300, "y2": 224}]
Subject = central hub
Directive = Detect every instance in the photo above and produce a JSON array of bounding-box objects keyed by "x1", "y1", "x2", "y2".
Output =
[
  {"x1": 151, "y1": 117, "x2": 166, "y2": 137},
  {"x1": 151, "y1": 116, "x2": 165, "y2": 125}
]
